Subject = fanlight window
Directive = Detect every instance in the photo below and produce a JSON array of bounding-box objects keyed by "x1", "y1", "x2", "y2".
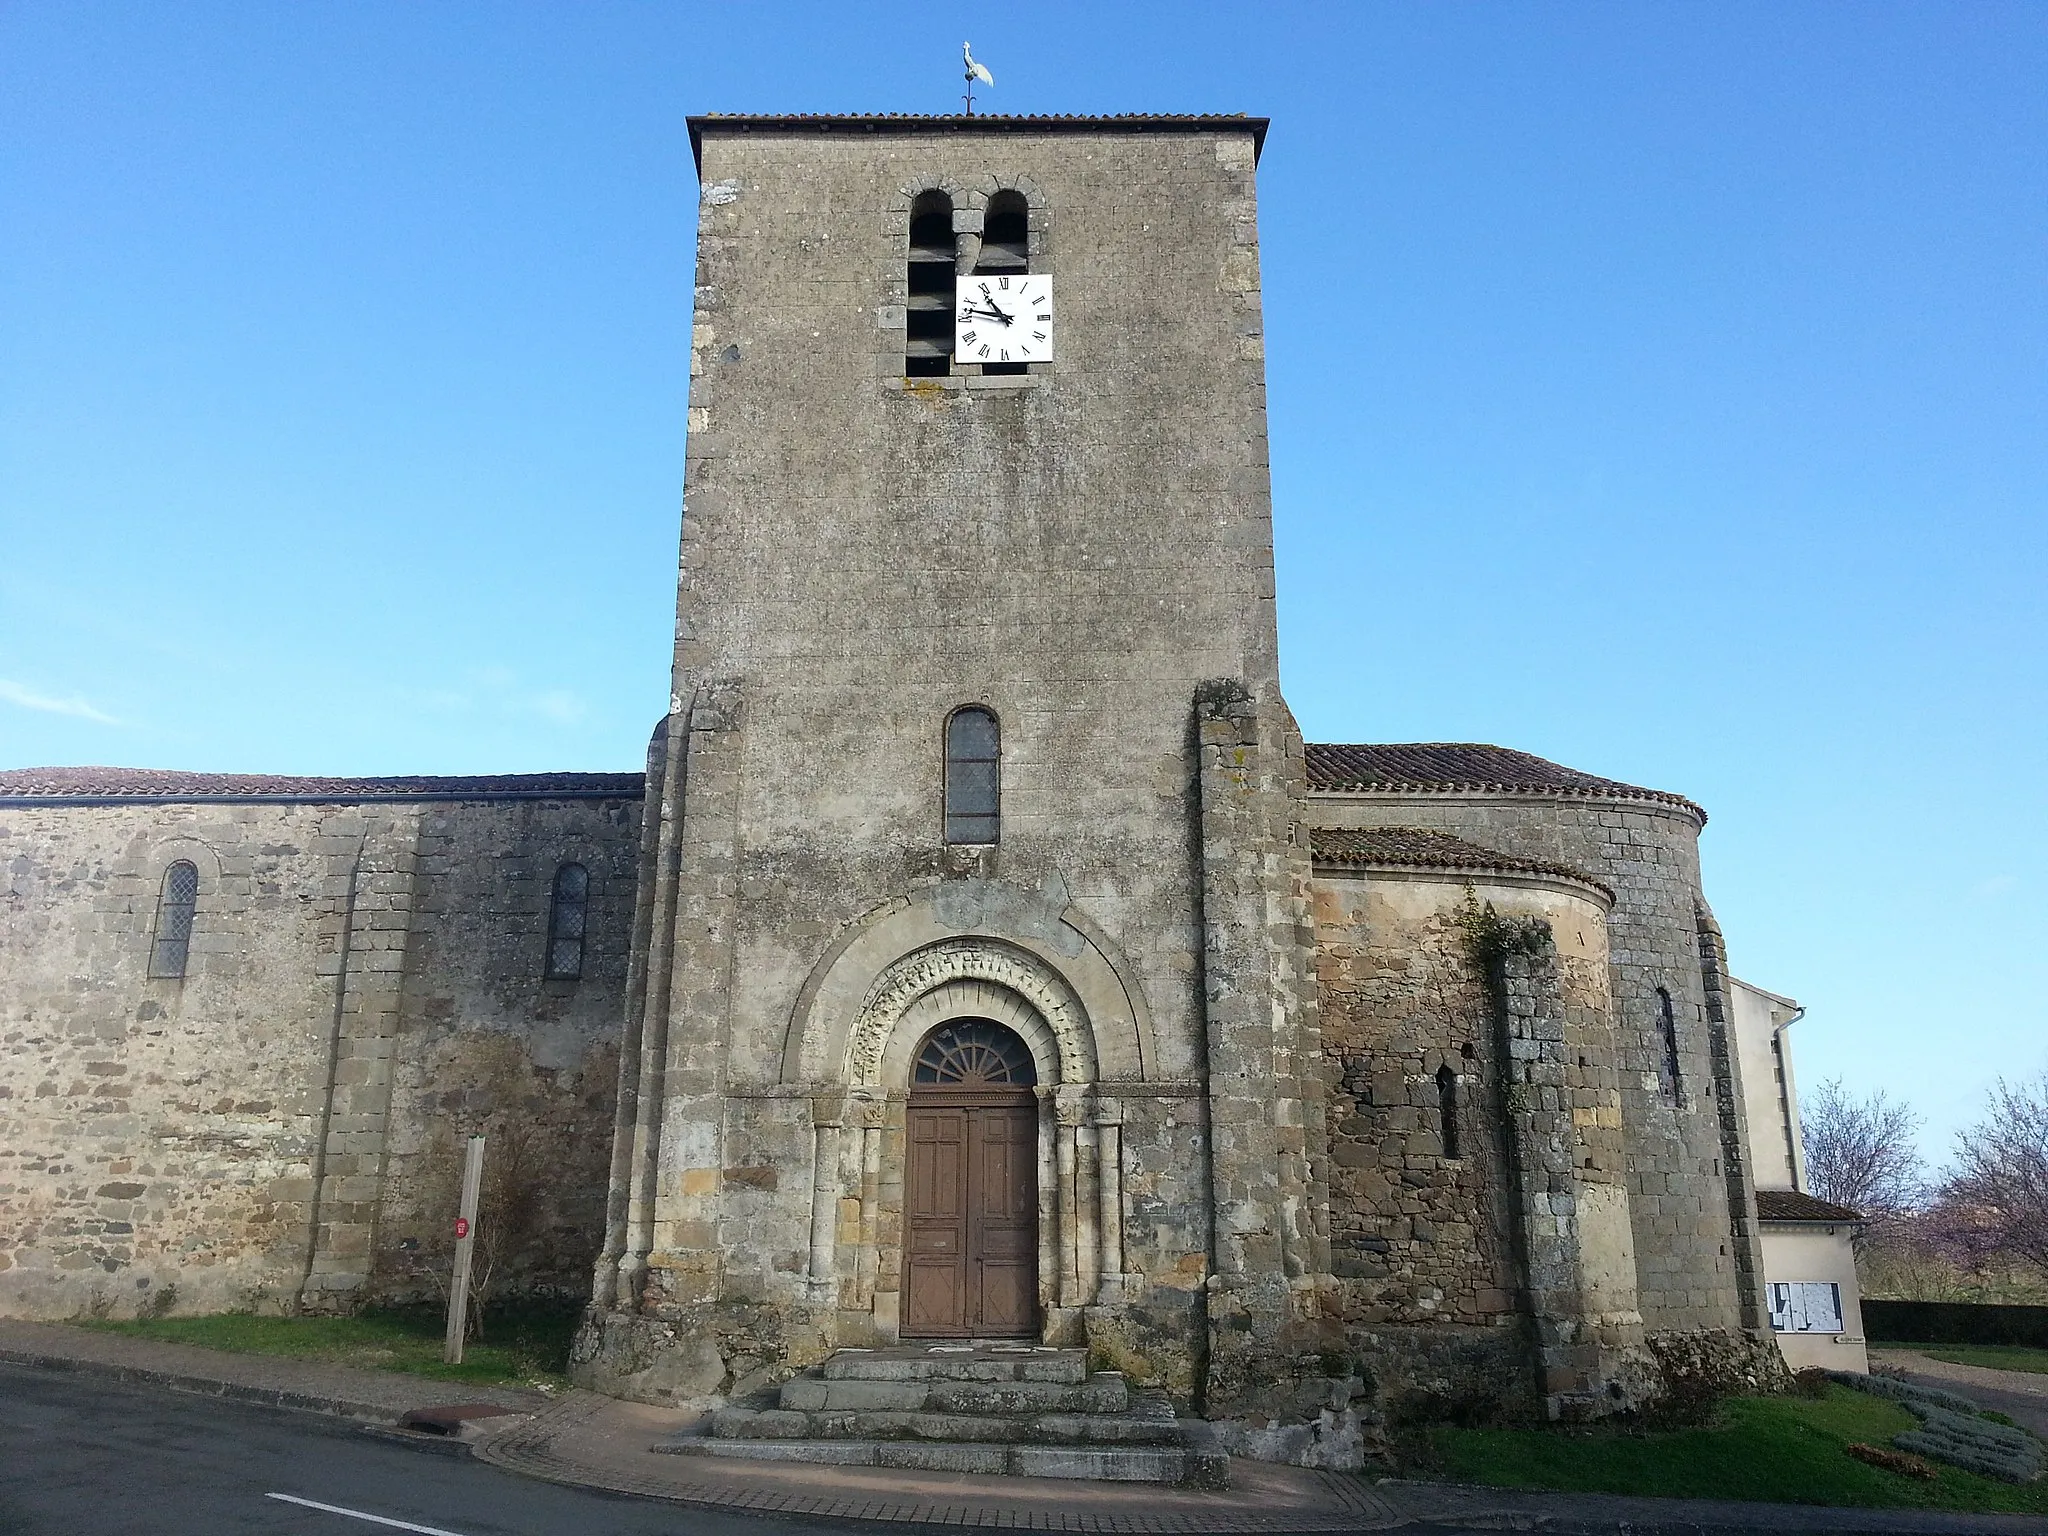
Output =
[
  {"x1": 944, "y1": 706, "x2": 1000, "y2": 845},
  {"x1": 148, "y1": 860, "x2": 199, "y2": 979},
  {"x1": 913, "y1": 1019, "x2": 1036, "y2": 1087},
  {"x1": 546, "y1": 862, "x2": 589, "y2": 979}
]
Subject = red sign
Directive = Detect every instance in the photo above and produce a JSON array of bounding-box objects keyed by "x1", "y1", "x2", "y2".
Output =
[{"x1": 453, "y1": 1217, "x2": 470, "y2": 1239}]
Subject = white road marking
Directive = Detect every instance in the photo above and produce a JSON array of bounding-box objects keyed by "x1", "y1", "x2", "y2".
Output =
[{"x1": 266, "y1": 1492, "x2": 476, "y2": 1536}]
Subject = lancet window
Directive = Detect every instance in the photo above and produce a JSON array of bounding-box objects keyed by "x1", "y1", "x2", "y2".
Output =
[{"x1": 148, "y1": 861, "x2": 199, "y2": 979}]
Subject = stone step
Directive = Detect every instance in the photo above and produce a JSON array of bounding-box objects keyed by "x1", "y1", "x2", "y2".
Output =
[
  {"x1": 820, "y1": 1345, "x2": 1089, "y2": 1385},
  {"x1": 660, "y1": 1435, "x2": 1229, "y2": 1487},
  {"x1": 778, "y1": 1373, "x2": 1129, "y2": 1415},
  {"x1": 711, "y1": 1403, "x2": 1181, "y2": 1447}
]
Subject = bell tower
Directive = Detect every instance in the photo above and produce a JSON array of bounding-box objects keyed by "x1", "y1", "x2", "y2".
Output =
[{"x1": 576, "y1": 114, "x2": 1330, "y2": 1419}]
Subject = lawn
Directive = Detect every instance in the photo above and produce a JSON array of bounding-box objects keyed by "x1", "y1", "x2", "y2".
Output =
[
  {"x1": 1425, "y1": 1385, "x2": 2048, "y2": 1515},
  {"x1": 74, "y1": 1299, "x2": 580, "y2": 1390},
  {"x1": 1878, "y1": 1342, "x2": 2048, "y2": 1377}
]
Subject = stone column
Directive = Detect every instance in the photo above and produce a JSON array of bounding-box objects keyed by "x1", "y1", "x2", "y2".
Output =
[
  {"x1": 807, "y1": 1094, "x2": 845, "y2": 1301},
  {"x1": 1035, "y1": 1088, "x2": 1058, "y2": 1324},
  {"x1": 1055, "y1": 1088, "x2": 1084, "y2": 1308},
  {"x1": 1192, "y1": 679, "x2": 1332, "y2": 1415},
  {"x1": 596, "y1": 713, "x2": 681, "y2": 1312},
  {"x1": 855, "y1": 1096, "x2": 883, "y2": 1309},
  {"x1": 1094, "y1": 1098, "x2": 1125, "y2": 1302}
]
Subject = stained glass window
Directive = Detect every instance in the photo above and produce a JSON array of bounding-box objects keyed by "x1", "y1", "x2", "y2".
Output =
[
  {"x1": 944, "y1": 707, "x2": 1000, "y2": 845},
  {"x1": 546, "y1": 862, "x2": 588, "y2": 980},
  {"x1": 148, "y1": 861, "x2": 198, "y2": 978},
  {"x1": 913, "y1": 1019, "x2": 1036, "y2": 1087}
]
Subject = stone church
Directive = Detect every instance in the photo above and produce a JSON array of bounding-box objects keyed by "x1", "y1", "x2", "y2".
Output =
[{"x1": 0, "y1": 114, "x2": 1790, "y2": 1460}]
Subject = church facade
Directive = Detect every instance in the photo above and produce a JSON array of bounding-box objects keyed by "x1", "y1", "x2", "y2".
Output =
[{"x1": 0, "y1": 115, "x2": 1788, "y2": 1448}]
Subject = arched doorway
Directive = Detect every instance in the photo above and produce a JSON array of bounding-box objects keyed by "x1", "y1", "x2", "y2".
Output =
[{"x1": 903, "y1": 1019, "x2": 1039, "y2": 1337}]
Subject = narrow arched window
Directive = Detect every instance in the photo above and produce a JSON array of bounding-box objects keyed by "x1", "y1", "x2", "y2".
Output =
[
  {"x1": 546, "y1": 863, "x2": 588, "y2": 979},
  {"x1": 1657, "y1": 987, "x2": 1683, "y2": 1101},
  {"x1": 975, "y1": 190, "x2": 1031, "y2": 375},
  {"x1": 906, "y1": 190, "x2": 957, "y2": 377},
  {"x1": 1437, "y1": 1064, "x2": 1460, "y2": 1160},
  {"x1": 148, "y1": 860, "x2": 198, "y2": 978},
  {"x1": 944, "y1": 706, "x2": 1000, "y2": 845}
]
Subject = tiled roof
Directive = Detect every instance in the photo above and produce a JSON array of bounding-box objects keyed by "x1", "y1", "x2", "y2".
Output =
[
  {"x1": 1306, "y1": 743, "x2": 1704, "y2": 822},
  {"x1": 1755, "y1": 1189, "x2": 1862, "y2": 1224},
  {"x1": 1311, "y1": 826, "x2": 1613, "y2": 903},
  {"x1": 0, "y1": 766, "x2": 646, "y2": 806},
  {"x1": 688, "y1": 113, "x2": 1268, "y2": 167}
]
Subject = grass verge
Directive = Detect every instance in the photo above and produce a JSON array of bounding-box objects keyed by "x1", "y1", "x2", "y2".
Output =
[
  {"x1": 73, "y1": 1299, "x2": 580, "y2": 1390},
  {"x1": 1877, "y1": 1342, "x2": 2048, "y2": 1377},
  {"x1": 1423, "y1": 1386, "x2": 2048, "y2": 1514}
]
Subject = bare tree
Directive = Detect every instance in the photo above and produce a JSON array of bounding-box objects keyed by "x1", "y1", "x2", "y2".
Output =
[
  {"x1": 1944, "y1": 1069, "x2": 2048, "y2": 1279},
  {"x1": 1801, "y1": 1078, "x2": 1924, "y2": 1242}
]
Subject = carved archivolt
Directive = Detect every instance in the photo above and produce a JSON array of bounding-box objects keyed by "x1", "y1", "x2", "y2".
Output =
[{"x1": 846, "y1": 939, "x2": 1096, "y2": 1088}]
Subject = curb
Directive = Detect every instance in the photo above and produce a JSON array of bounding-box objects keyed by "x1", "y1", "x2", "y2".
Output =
[
  {"x1": 1375, "y1": 1481, "x2": 2048, "y2": 1536},
  {"x1": 0, "y1": 1345, "x2": 398, "y2": 1423}
]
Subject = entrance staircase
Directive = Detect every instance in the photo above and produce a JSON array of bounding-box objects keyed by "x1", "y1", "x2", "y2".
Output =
[{"x1": 658, "y1": 1343, "x2": 1228, "y2": 1486}]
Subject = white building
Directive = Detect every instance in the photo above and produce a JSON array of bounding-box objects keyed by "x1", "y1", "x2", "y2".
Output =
[{"x1": 1730, "y1": 976, "x2": 1869, "y2": 1372}]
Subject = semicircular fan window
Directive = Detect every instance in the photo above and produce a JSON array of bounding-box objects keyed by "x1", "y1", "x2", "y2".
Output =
[{"x1": 913, "y1": 1019, "x2": 1037, "y2": 1087}]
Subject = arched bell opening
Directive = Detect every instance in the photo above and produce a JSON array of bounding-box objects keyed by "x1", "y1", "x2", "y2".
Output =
[{"x1": 903, "y1": 1019, "x2": 1039, "y2": 1338}]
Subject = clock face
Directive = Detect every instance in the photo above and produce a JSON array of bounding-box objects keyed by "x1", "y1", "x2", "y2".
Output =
[{"x1": 955, "y1": 274, "x2": 1052, "y2": 365}]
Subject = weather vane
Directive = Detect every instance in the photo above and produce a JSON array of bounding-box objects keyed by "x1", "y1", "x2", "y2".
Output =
[{"x1": 962, "y1": 42, "x2": 994, "y2": 115}]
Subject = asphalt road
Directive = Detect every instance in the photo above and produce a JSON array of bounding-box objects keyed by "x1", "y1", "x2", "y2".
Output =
[{"x1": 0, "y1": 1363, "x2": 842, "y2": 1536}]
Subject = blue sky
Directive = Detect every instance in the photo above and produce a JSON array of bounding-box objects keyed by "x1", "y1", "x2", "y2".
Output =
[{"x1": 2, "y1": 3, "x2": 2042, "y2": 1161}]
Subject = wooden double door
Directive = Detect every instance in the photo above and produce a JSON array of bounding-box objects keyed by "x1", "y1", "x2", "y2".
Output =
[{"x1": 903, "y1": 1091, "x2": 1039, "y2": 1337}]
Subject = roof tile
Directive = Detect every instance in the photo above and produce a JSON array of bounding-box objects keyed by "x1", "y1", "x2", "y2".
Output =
[
  {"x1": 1755, "y1": 1189, "x2": 1863, "y2": 1224},
  {"x1": 1312, "y1": 826, "x2": 1612, "y2": 901},
  {"x1": 0, "y1": 766, "x2": 645, "y2": 805},
  {"x1": 1306, "y1": 743, "x2": 1703, "y2": 821}
]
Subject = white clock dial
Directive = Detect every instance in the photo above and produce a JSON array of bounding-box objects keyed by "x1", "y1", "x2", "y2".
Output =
[{"x1": 955, "y1": 273, "x2": 1053, "y2": 365}]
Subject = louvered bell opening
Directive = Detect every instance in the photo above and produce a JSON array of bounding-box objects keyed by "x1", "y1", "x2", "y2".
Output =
[
  {"x1": 975, "y1": 192, "x2": 1029, "y2": 274},
  {"x1": 907, "y1": 193, "x2": 958, "y2": 377}
]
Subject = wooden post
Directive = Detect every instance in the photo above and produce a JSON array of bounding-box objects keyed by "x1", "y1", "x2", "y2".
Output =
[{"x1": 443, "y1": 1134, "x2": 486, "y2": 1365}]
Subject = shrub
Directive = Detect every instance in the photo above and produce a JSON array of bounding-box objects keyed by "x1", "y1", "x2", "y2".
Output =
[
  {"x1": 1846, "y1": 1442, "x2": 1939, "y2": 1480},
  {"x1": 1895, "y1": 1403, "x2": 2045, "y2": 1484}
]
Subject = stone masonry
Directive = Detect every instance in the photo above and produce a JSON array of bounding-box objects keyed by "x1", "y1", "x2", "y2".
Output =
[{"x1": 0, "y1": 777, "x2": 639, "y2": 1319}]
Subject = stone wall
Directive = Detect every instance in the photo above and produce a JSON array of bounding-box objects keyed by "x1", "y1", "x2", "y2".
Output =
[
  {"x1": 1305, "y1": 791, "x2": 1760, "y2": 1336},
  {"x1": 1312, "y1": 863, "x2": 1655, "y2": 1422},
  {"x1": 1312, "y1": 873, "x2": 1518, "y2": 1331},
  {"x1": 0, "y1": 789, "x2": 639, "y2": 1320}
]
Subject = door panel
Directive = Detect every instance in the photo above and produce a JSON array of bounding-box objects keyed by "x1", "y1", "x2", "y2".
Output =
[
  {"x1": 970, "y1": 1106, "x2": 1038, "y2": 1335},
  {"x1": 905, "y1": 1107, "x2": 966, "y2": 1335},
  {"x1": 903, "y1": 1095, "x2": 1037, "y2": 1337}
]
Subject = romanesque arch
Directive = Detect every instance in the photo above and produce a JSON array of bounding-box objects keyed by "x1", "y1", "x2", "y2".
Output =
[{"x1": 788, "y1": 886, "x2": 1144, "y2": 1343}]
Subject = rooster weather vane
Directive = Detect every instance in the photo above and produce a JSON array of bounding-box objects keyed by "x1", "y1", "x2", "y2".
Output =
[{"x1": 962, "y1": 42, "x2": 994, "y2": 115}]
